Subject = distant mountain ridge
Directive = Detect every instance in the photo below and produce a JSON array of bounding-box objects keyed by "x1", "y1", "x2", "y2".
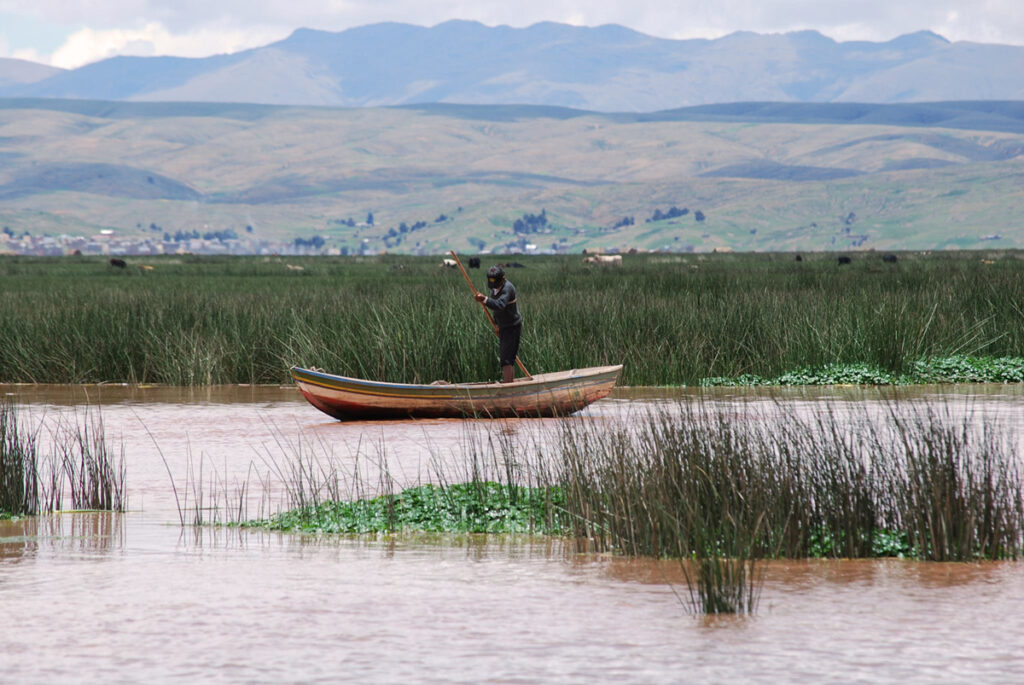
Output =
[
  {"x1": 0, "y1": 57, "x2": 63, "y2": 88},
  {"x1": 2, "y1": 21, "x2": 1023, "y2": 110}
]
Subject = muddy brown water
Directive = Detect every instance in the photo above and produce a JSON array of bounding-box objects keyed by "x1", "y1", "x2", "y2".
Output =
[{"x1": 2, "y1": 384, "x2": 1024, "y2": 683}]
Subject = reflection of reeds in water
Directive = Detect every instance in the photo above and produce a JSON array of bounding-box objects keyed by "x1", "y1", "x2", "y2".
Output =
[
  {"x1": 0, "y1": 402, "x2": 126, "y2": 516},
  {"x1": 1, "y1": 512, "x2": 125, "y2": 562}
]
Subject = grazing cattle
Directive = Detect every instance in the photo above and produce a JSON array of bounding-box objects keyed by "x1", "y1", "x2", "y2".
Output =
[
  {"x1": 795, "y1": 254, "x2": 803, "y2": 262},
  {"x1": 285, "y1": 264, "x2": 304, "y2": 271},
  {"x1": 882, "y1": 253, "x2": 898, "y2": 263},
  {"x1": 468, "y1": 257, "x2": 481, "y2": 269},
  {"x1": 837, "y1": 256, "x2": 852, "y2": 265},
  {"x1": 109, "y1": 258, "x2": 127, "y2": 269},
  {"x1": 441, "y1": 258, "x2": 457, "y2": 269},
  {"x1": 583, "y1": 254, "x2": 623, "y2": 266}
]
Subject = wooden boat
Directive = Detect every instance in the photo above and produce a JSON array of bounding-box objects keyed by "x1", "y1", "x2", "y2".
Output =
[{"x1": 291, "y1": 364, "x2": 623, "y2": 420}]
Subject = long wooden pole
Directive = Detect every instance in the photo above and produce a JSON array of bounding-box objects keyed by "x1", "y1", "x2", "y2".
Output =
[{"x1": 449, "y1": 250, "x2": 531, "y2": 379}]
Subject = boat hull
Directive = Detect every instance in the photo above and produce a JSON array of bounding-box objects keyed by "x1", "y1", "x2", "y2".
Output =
[{"x1": 291, "y1": 365, "x2": 623, "y2": 420}]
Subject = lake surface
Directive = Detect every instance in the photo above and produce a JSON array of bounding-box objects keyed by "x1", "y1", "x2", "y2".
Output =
[{"x1": 3, "y1": 384, "x2": 1024, "y2": 683}]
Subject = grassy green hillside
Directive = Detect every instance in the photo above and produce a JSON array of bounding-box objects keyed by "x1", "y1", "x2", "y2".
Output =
[{"x1": 0, "y1": 100, "x2": 1021, "y2": 253}]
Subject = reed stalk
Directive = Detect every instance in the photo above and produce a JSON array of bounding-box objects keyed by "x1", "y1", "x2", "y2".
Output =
[
  {"x1": 0, "y1": 402, "x2": 125, "y2": 516},
  {"x1": 0, "y1": 401, "x2": 39, "y2": 516}
]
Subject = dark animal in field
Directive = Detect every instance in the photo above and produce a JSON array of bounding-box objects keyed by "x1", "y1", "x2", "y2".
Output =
[
  {"x1": 468, "y1": 257, "x2": 481, "y2": 269},
  {"x1": 109, "y1": 258, "x2": 127, "y2": 268},
  {"x1": 882, "y1": 253, "x2": 898, "y2": 263},
  {"x1": 837, "y1": 256, "x2": 852, "y2": 265},
  {"x1": 795, "y1": 254, "x2": 803, "y2": 262}
]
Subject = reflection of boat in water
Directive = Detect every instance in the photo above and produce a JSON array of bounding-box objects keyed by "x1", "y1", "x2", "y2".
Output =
[{"x1": 291, "y1": 365, "x2": 623, "y2": 420}]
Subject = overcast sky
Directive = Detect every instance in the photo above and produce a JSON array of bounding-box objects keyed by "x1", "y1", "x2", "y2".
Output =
[{"x1": 2, "y1": 0, "x2": 1022, "y2": 69}]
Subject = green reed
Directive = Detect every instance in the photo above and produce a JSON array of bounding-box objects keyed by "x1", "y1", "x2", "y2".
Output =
[
  {"x1": 0, "y1": 401, "x2": 40, "y2": 516},
  {"x1": 222, "y1": 391, "x2": 1022, "y2": 613},
  {"x1": 52, "y1": 411, "x2": 126, "y2": 512},
  {"x1": 1, "y1": 251, "x2": 1023, "y2": 385},
  {"x1": 555, "y1": 398, "x2": 1024, "y2": 564},
  {"x1": 0, "y1": 401, "x2": 126, "y2": 516},
  {"x1": 222, "y1": 398, "x2": 1024, "y2": 565}
]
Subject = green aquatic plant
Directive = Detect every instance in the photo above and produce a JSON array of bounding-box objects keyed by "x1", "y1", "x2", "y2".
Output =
[
  {"x1": 700, "y1": 355, "x2": 1024, "y2": 387},
  {"x1": 242, "y1": 482, "x2": 569, "y2": 535},
  {"x1": 806, "y1": 527, "x2": 912, "y2": 558}
]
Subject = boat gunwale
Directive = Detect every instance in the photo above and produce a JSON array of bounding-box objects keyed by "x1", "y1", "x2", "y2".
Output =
[{"x1": 290, "y1": 365, "x2": 623, "y2": 397}]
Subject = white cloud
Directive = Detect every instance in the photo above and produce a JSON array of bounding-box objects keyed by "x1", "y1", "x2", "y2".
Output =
[
  {"x1": 11, "y1": 48, "x2": 47, "y2": 63},
  {"x1": 48, "y1": 21, "x2": 288, "y2": 68}
]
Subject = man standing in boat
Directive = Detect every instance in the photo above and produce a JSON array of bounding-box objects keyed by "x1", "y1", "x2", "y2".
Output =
[{"x1": 475, "y1": 265, "x2": 522, "y2": 383}]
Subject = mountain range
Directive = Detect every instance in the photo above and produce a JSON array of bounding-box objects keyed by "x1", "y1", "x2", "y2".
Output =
[{"x1": 1, "y1": 21, "x2": 1023, "y2": 110}]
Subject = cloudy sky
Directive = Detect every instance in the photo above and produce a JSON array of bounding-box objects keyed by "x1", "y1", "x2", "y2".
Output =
[{"x1": 2, "y1": 0, "x2": 1022, "y2": 69}]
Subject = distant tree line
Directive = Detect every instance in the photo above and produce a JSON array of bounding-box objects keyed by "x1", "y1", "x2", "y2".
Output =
[
  {"x1": 383, "y1": 218, "x2": 433, "y2": 249},
  {"x1": 329, "y1": 211, "x2": 376, "y2": 228},
  {"x1": 647, "y1": 206, "x2": 689, "y2": 222},
  {"x1": 163, "y1": 228, "x2": 239, "y2": 242},
  {"x1": 610, "y1": 216, "x2": 634, "y2": 230},
  {"x1": 644, "y1": 206, "x2": 706, "y2": 223},
  {"x1": 513, "y1": 209, "x2": 548, "y2": 234},
  {"x1": 294, "y1": 235, "x2": 326, "y2": 249}
]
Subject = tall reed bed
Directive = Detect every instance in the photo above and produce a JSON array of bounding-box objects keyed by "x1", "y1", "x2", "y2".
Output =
[
  {"x1": 0, "y1": 401, "x2": 126, "y2": 516},
  {"x1": 1, "y1": 251, "x2": 1023, "y2": 385},
  {"x1": 558, "y1": 399, "x2": 1024, "y2": 564},
  {"x1": 222, "y1": 394, "x2": 1023, "y2": 613}
]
